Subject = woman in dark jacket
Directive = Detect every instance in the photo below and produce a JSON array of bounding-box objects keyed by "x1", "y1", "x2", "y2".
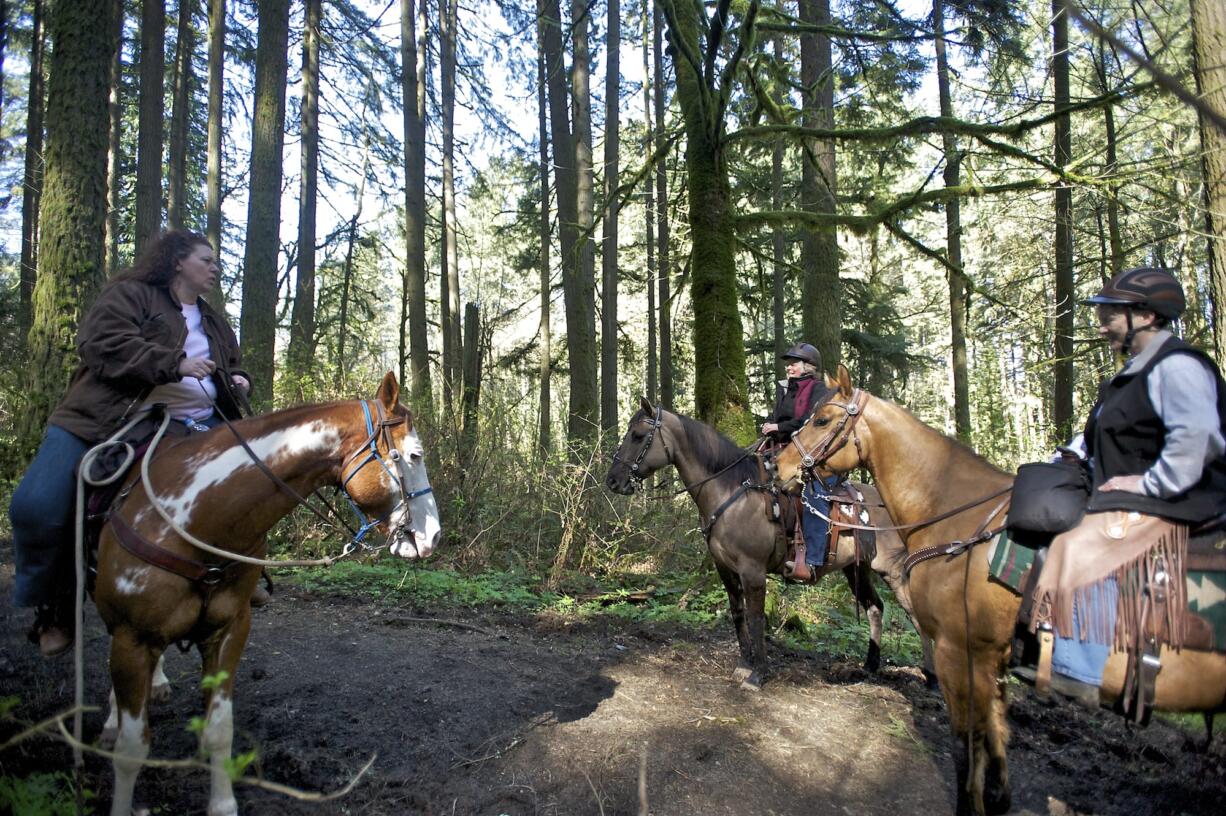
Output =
[
  {"x1": 761, "y1": 343, "x2": 840, "y2": 582},
  {"x1": 9, "y1": 230, "x2": 252, "y2": 657}
]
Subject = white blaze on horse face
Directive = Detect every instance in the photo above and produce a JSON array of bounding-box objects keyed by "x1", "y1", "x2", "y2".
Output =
[
  {"x1": 159, "y1": 421, "x2": 342, "y2": 526},
  {"x1": 390, "y1": 428, "x2": 441, "y2": 559}
]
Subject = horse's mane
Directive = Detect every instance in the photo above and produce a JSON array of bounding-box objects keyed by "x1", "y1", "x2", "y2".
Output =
[{"x1": 668, "y1": 410, "x2": 762, "y2": 487}]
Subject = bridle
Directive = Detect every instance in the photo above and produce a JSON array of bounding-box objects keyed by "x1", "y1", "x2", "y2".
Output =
[
  {"x1": 337, "y1": 399, "x2": 434, "y2": 549},
  {"x1": 611, "y1": 405, "x2": 673, "y2": 489},
  {"x1": 785, "y1": 388, "x2": 1011, "y2": 574},
  {"x1": 786, "y1": 389, "x2": 869, "y2": 477}
]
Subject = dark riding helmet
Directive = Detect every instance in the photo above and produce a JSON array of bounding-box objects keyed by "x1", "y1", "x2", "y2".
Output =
[
  {"x1": 1084, "y1": 267, "x2": 1186, "y2": 321},
  {"x1": 780, "y1": 343, "x2": 821, "y2": 368}
]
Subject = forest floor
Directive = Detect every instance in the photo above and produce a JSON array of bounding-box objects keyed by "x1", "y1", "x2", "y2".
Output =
[{"x1": 2, "y1": 541, "x2": 1225, "y2": 816}]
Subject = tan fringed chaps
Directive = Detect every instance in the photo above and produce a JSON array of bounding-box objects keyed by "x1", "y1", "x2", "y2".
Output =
[{"x1": 1031, "y1": 511, "x2": 1188, "y2": 652}]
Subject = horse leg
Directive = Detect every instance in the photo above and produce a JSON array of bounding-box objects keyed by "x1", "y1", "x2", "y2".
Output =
[
  {"x1": 938, "y1": 641, "x2": 1011, "y2": 816},
  {"x1": 151, "y1": 653, "x2": 171, "y2": 702},
  {"x1": 108, "y1": 628, "x2": 156, "y2": 816},
  {"x1": 198, "y1": 610, "x2": 252, "y2": 816},
  {"x1": 715, "y1": 562, "x2": 755, "y2": 683},
  {"x1": 843, "y1": 566, "x2": 883, "y2": 672},
  {"x1": 740, "y1": 569, "x2": 769, "y2": 692},
  {"x1": 103, "y1": 654, "x2": 172, "y2": 750}
]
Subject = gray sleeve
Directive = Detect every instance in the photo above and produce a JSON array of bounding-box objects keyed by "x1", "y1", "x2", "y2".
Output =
[{"x1": 1142, "y1": 354, "x2": 1226, "y2": 497}]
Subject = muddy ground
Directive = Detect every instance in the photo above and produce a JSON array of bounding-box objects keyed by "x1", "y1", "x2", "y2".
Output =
[{"x1": 2, "y1": 552, "x2": 1224, "y2": 815}]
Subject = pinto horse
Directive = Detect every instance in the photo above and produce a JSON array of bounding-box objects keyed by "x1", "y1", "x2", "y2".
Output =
[
  {"x1": 773, "y1": 366, "x2": 1226, "y2": 816},
  {"x1": 606, "y1": 397, "x2": 931, "y2": 691},
  {"x1": 92, "y1": 372, "x2": 440, "y2": 816}
]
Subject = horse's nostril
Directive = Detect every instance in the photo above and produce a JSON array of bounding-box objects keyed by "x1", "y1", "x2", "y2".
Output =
[{"x1": 431, "y1": 530, "x2": 441, "y2": 550}]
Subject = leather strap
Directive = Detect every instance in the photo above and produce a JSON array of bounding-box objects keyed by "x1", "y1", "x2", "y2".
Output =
[
  {"x1": 1036, "y1": 628, "x2": 1055, "y2": 699},
  {"x1": 110, "y1": 512, "x2": 228, "y2": 585}
]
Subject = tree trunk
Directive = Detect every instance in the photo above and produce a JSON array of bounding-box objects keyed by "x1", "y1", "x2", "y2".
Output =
[
  {"x1": 1094, "y1": 37, "x2": 1123, "y2": 276},
  {"x1": 933, "y1": 0, "x2": 971, "y2": 441},
  {"x1": 166, "y1": 0, "x2": 195, "y2": 230},
  {"x1": 570, "y1": 0, "x2": 599, "y2": 445},
  {"x1": 400, "y1": 0, "x2": 431, "y2": 404},
  {"x1": 643, "y1": 0, "x2": 657, "y2": 403},
  {"x1": 336, "y1": 120, "x2": 371, "y2": 394},
  {"x1": 19, "y1": 0, "x2": 115, "y2": 458},
  {"x1": 204, "y1": 0, "x2": 225, "y2": 307},
  {"x1": 799, "y1": 0, "x2": 839, "y2": 371},
  {"x1": 600, "y1": 0, "x2": 620, "y2": 433},
  {"x1": 1192, "y1": 0, "x2": 1226, "y2": 364},
  {"x1": 135, "y1": 0, "x2": 165, "y2": 252},
  {"x1": 537, "y1": 22, "x2": 552, "y2": 455},
  {"x1": 1052, "y1": 0, "x2": 1075, "y2": 442},
  {"x1": 19, "y1": 0, "x2": 46, "y2": 337},
  {"x1": 288, "y1": 0, "x2": 321, "y2": 390},
  {"x1": 771, "y1": 33, "x2": 786, "y2": 385},
  {"x1": 653, "y1": 2, "x2": 672, "y2": 408},
  {"x1": 440, "y1": 0, "x2": 461, "y2": 414},
  {"x1": 104, "y1": 0, "x2": 122, "y2": 279},
  {"x1": 461, "y1": 301, "x2": 481, "y2": 461},
  {"x1": 660, "y1": 0, "x2": 751, "y2": 437},
  {"x1": 239, "y1": 0, "x2": 290, "y2": 409}
]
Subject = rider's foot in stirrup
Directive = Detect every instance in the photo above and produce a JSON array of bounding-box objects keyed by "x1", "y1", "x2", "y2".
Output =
[{"x1": 784, "y1": 560, "x2": 817, "y2": 583}]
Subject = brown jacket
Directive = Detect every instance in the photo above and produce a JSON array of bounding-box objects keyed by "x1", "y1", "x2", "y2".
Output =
[{"x1": 49, "y1": 279, "x2": 250, "y2": 442}]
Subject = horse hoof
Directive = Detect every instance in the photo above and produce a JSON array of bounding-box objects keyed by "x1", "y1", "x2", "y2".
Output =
[
  {"x1": 985, "y1": 788, "x2": 1011, "y2": 816},
  {"x1": 150, "y1": 682, "x2": 171, "y2": 704},
  {"x1": 863, "y1": 651, "x2": 881, "y2": 673},
  {"x1": 731, "y1": 665, "x2": 753, "y2": 683},
  {"x1": 739, "y1": 672, "x2": 763, "y2": 692},
  {"x1": 99, "y1": 726, "x2": 117, "y2": 751},
  {"x1": 922, "y1": 670, "x2": 940, "y2": 691}
]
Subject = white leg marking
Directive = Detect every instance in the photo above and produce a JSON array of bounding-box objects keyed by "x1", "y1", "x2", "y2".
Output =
[
  {"x1": 110, "y1": 709, "x2": 148, "y2": 816},
  {"x1": 101, "y1": 688, "x2": 119, "y2": 750},
  {"x1": 150, "y1": 654, "x2": 171, "y2": 703},
  {"x1": 204, "y1": 693, "x2": 238, "y2": 816},
  {"x1": 868, "y1": 605, "x2": 883, "y2": 644}
]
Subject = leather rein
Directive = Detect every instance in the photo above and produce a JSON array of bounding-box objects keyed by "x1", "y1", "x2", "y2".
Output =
[{"x1": 787, "y1": 388, "x2": 1011, "y2": 575}]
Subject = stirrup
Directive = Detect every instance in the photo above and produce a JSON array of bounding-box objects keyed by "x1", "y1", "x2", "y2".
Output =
[{"x1": 783, "y1": 560, "x2": 817, "y2": 583}]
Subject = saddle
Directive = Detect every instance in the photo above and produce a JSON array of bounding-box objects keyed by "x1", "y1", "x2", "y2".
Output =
[
  {"x1": 1000, "y1": 513, "x2": 1226, "y2": 722},
  {"x1": 80, "y1": 412, "x2": 188, "y2": 589}
]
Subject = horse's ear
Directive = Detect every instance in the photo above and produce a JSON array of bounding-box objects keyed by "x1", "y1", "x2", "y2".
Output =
[
  {"x1": 639, "y1": 395, "x2": 654, "y2": 415},
  {"x1": 377, "y1": 371, "x2": 400, "y2": 411},
  {"x1": 824, "y1": 372, "x2": 838, "y2": 390},
  {"x1": 836, "y1": 364, "x2": 853, "y2": 397}
]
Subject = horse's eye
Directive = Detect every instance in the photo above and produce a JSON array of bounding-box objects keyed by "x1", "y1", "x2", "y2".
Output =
[{"x1": 814, "y1": 416, "x2": 831, "y2": 427}]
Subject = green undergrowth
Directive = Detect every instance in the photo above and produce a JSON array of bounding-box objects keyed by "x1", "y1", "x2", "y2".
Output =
[{"x1": 279, "y1": 559, "x2": 926, "y2": 666}]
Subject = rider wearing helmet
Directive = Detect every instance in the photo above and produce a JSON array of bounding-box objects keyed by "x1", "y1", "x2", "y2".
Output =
[
  {"x1": 1036, "y1": 267, "x2": 1226, "y2": 704},
  {"x1": 760, "y1": 342, "x2": 840, "y2": 582}
]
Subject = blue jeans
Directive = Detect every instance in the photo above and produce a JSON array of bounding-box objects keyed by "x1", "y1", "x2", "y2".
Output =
[
  {"x1": 1052, "y1": 579, "x2": 1118, "y2": 685},
  {"x1": 9, "y1": 425, "x2": 92, "y2": 608},
  {"x1": 801, "y1": 476, "x2": 841, "y2": 567}
]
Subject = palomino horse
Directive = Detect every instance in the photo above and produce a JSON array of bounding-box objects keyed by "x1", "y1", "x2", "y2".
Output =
[
  {"x1": 773, "y1": 366, "x2": 1226, "y2": 816},
  {"x1": 606, "y1": 397, "x2": 931, "y2": 691},
  {"x1": 93, "y1": 372, "x2": 441, "y2": 816}
]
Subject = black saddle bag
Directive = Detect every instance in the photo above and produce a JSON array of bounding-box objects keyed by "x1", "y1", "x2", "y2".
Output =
[{"x1": 1006, "y1": 461, "x2": 1091, "y2": 536}]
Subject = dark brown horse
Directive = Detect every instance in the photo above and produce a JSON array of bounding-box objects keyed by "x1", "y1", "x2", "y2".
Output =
[
  {"x1": 773, "y1": 366, "x2": 1226, "y2": 815},
  {"x1": 93, "y1": 372, "x2": 440, "y2": 816},
  {"x1": 606, "y1": 397, "x2": 930, "y2": 691}
]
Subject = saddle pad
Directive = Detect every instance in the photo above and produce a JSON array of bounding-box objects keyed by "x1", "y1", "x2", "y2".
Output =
[
  {"x1": 986, "y1": 529, "x2": 1035, "y2": 594},
  {"x1": 1187, "y1": 569, "x2": 1226, "y2": 652}
]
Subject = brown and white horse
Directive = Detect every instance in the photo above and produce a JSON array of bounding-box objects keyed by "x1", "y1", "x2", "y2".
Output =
[
  {"x1": 93, "y1": 372, "x2": 440, "y2": 816},
  {"x1": 606, "y1": 397, "x2": 932, "y2": 691},
  {"x1": 773, "y1": 366, "x2": 1226, "y2": 816}
]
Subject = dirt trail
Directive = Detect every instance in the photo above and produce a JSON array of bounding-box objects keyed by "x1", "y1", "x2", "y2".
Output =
[{"x1": 2, "y1": 556, "x2": 1224, "y2": 815}]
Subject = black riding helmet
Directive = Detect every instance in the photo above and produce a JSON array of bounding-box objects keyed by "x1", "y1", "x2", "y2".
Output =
[
  {"x1": 1084, "y1": 267, "x2": 1186, "y2": 321},
  {"x1": 1085, "y1": 267, "x2": 1186, "y2": 355},
  {"x1": 780, "y1": 343, "x2": 821, "y2": 368}
]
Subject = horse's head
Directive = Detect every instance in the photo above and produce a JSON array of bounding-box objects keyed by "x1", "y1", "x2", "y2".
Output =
[
  {"x1": 606, "y1": 396, "x2": 672, "y2": 494},
  {"x1": 339, "y1": 372, "x2": 442, "y2": 558},
  {"x1": 773, "y1": 365, "x2": 868, "y2": 494}
]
